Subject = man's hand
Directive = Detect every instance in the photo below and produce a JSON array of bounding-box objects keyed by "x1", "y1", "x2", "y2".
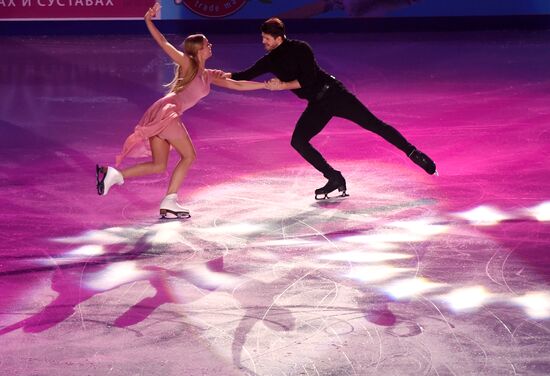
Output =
[{"x1": 266, "y1": 78, "x2": 285, "y2": 91}]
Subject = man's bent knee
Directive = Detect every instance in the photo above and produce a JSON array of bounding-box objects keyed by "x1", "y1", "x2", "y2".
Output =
[{"x1": 291, "y1": 136, "x2": 307, "y2": 152}]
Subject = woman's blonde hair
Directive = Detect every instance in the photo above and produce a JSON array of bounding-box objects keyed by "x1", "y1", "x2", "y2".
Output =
[{"x1": 165, "y1": 34, "x2": 206, "y2": 93}]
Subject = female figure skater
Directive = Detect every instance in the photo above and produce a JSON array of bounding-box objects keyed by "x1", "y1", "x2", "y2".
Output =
[{"x1": 96, "y1": 3, "x2": 268, "y2": 218}]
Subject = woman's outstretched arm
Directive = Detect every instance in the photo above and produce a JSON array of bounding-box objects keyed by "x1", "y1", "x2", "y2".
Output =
[
  {"x1": 144, "y1": 3, "x2": 191, "y2": 69},
  {"x1": 211, "y1": 76, "x2": 267, "y2": 91}
]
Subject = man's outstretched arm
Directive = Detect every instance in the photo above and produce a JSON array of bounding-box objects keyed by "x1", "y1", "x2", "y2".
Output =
[{"x1": 231, "y1": 56, "x2": 271, "y2": 81}]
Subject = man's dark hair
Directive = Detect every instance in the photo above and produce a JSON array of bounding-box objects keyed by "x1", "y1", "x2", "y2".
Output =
[{"x1": 261, "y1": 17, "x2": 285, "y2": 39}]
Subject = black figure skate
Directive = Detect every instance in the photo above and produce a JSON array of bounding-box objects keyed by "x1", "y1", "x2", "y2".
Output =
[
  {"x1": 315, "y1": 173, "x2": 349, "y2": 200},
  {"x1": 159, "y1": 193, "x2": 191, "y2": 219},
  {"x1": 408, "y1": 149, "x2": 437, "y2": 175}
]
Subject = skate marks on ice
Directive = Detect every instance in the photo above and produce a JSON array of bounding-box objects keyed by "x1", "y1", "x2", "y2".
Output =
[
  {"x1": 2, "y1": 163, "x2": 550, "y2": 374},
  {"x1": 183, "y1": 165, "x2": 550, "y2": 374}
]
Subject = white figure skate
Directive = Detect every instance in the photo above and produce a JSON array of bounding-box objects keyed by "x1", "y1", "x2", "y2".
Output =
[
  {"x1": 96, "y1": 165, "x2": 124, "y2": 196},
  {"x1": 159, "y1": 193, "x2": 191, "y2": 219}
]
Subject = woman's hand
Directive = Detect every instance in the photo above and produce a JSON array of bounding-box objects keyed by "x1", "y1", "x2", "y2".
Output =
[
  {"x1": 210, "y1": 69, "x2": 227, "y2": 80},
  {"x1": 145, "y1": 2, "x2": 161, "y2": 20}
]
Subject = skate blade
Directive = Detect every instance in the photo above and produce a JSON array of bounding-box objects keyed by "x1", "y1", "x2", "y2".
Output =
[
  {"x1": 315, "y1": 192, "x2": 349, "y2": 200},
  {"x1": 160, "y1": 209, "x2": 191, "y2": 220},
  {"x1": 96, "y1": 164, "x2": 105, "y2": 195}
]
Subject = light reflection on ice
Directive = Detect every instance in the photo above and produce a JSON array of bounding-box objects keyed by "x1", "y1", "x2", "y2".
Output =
[
  {"x1": 85, "y1": 261, "x2": 151, "y2": 291},
  {"x1": 512, "y1": 292, "x2": 550, "y2": 319},
  {"x1": 526, "y1": 201, "x2": 550, "y2": 222},
  {"x1": 438, "y1": 286, "x2": 493, "y2": 312},
  {"x1": 384, "y1": 278, "x2": 446, "y2": 300},
  {"x1": 454, "y1": 205, "x2": 510, "y2": 226}
]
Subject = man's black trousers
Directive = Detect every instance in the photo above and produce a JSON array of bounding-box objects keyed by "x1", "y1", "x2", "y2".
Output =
[{"x1": 290, "y1": 82, "x2": 415, "y2": 179}]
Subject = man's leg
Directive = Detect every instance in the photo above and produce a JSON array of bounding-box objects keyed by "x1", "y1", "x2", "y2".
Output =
[
  {"x1": 331, "y1": 90, "x2": 436, "y2": 174},
  {"x1": 332, "y1": 90, "x2": 415, "y2": 155},
  {"x1": 290, "y1": 104, "x2": 338, "y2": 179}
]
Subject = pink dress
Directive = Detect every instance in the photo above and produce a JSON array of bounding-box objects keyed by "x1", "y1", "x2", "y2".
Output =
[{"x1": 116, "y1": 68, "x2": 214, "y2": 166}]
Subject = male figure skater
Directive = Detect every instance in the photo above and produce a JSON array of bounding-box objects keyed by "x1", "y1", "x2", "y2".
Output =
[{"x1": 228, "y1": 18, "x2": 436, "y2": 199}]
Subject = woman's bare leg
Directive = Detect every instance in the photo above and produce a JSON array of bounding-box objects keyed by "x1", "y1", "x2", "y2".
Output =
[
  {"x1": 120, "y1": 136, "x2": 170, "y2": 179},
  {"x1": 164, "y1": 133, "x2": 196, "y2": 195}
]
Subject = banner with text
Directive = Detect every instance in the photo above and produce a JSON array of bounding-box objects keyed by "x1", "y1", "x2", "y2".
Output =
[
  {"x1": 1, "y1": 0, "x2": 154, "y2": 19},
  {"x1": 162, "y1": 0, "x2": 550, "y2": 20},
  {"x1": 2, "y1": 0, "x2": 550, "y2": 20}
]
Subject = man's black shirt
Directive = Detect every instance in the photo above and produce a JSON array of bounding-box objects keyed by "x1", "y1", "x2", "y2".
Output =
[{"x1": 231, "y1": 38, "x2": 336, "y2": 102}]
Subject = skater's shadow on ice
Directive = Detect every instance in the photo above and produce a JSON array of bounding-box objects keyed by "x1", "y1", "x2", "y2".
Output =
[
  {"x1": 357, "y1": 292, "x2": 397, "y2": 327},
  {"x1": 114, "y1": 257, "x2": 236, "y2": 328},
  {"x1": 0, "y1": 235, "x2": 150, "y2": 335},
  {"x1": 0, "y1": 234, "x2": 236, "y2": 335},
  {"x1": 312, "y1": 197, "x2": 348, "y2": 209},
  {"x1": 229, "y1": 270, "x2": 298, "y2": 372}
]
